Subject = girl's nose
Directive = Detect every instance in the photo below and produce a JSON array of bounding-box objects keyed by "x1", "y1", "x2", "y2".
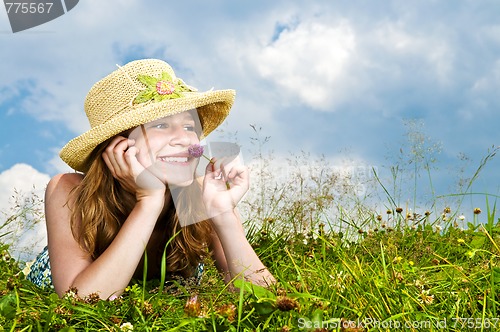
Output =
[{"x1": 169, "y1": 125, "x2": 191, "y2": 146}]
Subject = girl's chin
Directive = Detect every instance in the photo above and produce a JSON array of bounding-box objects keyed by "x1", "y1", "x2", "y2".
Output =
[
  {"x1": 149, "y1": 162, "x2": 198, "y2": 187},
  {"x1": 165, "y1": 178, "x2": 195, "y2": 189}
]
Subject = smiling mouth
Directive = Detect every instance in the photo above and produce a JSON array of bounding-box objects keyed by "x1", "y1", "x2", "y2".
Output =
[{"x1": 158, "y1": 156, "x2": 191, "y2": 163}]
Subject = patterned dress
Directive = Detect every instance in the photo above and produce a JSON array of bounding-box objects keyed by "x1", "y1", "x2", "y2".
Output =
[{"x1": 24, "y1": 246, "x2": 53, "y2": 289}]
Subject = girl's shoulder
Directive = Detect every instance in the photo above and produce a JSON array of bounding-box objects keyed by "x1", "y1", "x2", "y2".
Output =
[
  {"x1": 46, "y1": 173, "x2": 84, "y2": 199},
  {"x1": 45, "y1": 173, "x2": 85, "y2": 228}
]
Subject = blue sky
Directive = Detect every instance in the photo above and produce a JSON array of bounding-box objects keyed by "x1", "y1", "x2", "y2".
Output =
[{"x1": 1, "y1": 0, "x2": 499, "y2": 236}]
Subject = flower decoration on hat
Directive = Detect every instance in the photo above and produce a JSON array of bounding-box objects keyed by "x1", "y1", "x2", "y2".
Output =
[
  {"x1": 133, "y1": 72, "x2": 197, "y2": 104},
  {"x1": 156, "y1": 80, "x2": 175, "y2": 95}
]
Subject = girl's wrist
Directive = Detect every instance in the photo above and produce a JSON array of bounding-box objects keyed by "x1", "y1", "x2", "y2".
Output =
[
  {"x1": 135, "y1": 194, "x2": 165, "y2": 212},
  {"x1": 211, "y1": 210, "x2": 243, "y2": 233}
]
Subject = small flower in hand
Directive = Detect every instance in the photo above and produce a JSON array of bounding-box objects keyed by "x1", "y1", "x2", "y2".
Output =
[
  {"x1": 188, "y1": 144, "x2": 208, "y2": 160},
  {"x1": 189, "y1": 144, "x2": 230, "y2": 189}
]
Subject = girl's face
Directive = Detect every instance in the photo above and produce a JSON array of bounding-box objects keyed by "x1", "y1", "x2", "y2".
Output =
[{"x1": 128, "y1": 110, "x2": 201, "y2": 188}]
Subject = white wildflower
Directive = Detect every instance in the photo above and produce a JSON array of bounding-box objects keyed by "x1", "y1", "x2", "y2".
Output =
[
  {"x1": 120, "y1": 322, "x2": 134, "y2": 331},
  {"x1": 419, "y1": 289, "x2": 435, "y2": 305}
]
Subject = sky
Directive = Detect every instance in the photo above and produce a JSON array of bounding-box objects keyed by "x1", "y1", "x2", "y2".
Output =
[{"x1": 1, "y1": 0, "x2": 499, "y2": 259}]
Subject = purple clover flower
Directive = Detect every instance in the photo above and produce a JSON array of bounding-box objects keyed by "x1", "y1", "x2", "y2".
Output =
[{"x1": 188, "y1": 144, "x2": 204, "y2": 158}]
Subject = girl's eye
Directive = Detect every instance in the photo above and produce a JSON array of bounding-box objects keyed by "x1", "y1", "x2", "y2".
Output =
[
  {"x1": 184, "y1": 125, "x2": 195, "y2": 132},
  {"x1": 153, "y1": 123, "x2": 168, "y2": 129}
]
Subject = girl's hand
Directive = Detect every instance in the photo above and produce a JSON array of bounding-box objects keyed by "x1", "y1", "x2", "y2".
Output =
[
  {"x1": 101, "y1": 136, "x2": 166, "y2": 202},
  {"x1": 202, "y1": 157, "x2": 249, "y2": 220}
]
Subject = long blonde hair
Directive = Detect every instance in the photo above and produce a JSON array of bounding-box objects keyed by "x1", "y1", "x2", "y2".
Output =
[{"x1": 70, "y1": 138, "x2": 213, "y2": 278}]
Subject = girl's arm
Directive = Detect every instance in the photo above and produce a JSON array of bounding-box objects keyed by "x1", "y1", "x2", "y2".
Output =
[
  {"x1": 47, "y1": 137, "x2": 165, "y2": 299},
  {"x1": 46, "y1": 173, "x2": 164, "y2": 299},
  {"x1": 203, "y1": 160, "x2": 275, "y2": 286},
  {"x1": 209, "y1": 210, "x2": 275, "y2": 286}
]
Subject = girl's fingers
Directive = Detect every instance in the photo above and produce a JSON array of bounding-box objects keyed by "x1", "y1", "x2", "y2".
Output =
[
  {"x1": 226, "y1": 165, "x2": 248, "y2": 181},
  {"x1": 204, "y1": 157, "x2": 249, "y2": 190},
  {"x1": 124, "y1": 146, "x2": 141, "y2": 171},
  {"x1": 112, "y1": 138, "x2": 134, "y2": 172},
  {"x1": 103, "y1": 137, "x2": 126, "y2": 172},
  {"x1": 205, "y1": 157, "x2": 221, "y2": 178},
  {"x1": 103, "y1": 136, "x2": 136, "y2": 177}
]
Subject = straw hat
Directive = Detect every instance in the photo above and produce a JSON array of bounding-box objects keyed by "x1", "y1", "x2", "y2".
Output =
[{"x1": 59, "y1": 59, "x2": 235, "y2": 172}]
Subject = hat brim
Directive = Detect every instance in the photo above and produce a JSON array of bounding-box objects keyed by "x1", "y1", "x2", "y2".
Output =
[{"x1": 60, "y1": 89, "x2": 235, "y2": 172}]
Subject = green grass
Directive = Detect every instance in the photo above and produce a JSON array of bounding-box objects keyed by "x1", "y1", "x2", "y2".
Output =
[
  {"x1": 1, "y1": 129, "x2": 499, "y2": 331},
  {"x1": 1, "y1": 210, "x2": 499, "y2": 331}
]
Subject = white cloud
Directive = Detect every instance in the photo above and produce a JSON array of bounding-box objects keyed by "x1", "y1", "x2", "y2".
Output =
[
  {"x1": 0, "y1": 164, "x2": 50, "y2": 262},
  {"x1": 370, "y1": 21, "x2": 454, "y2": 84},
  {"x1": 241, "y1": 12, "x2": 455, "y2": 114},
  {"x1": 458, "y1": 59, "x2": 500, "y2": 121},
  {"x1": 248, "y1": 19, "x2": 357, "y2": 111},
  {"x1": 471, "y1": 59, "x2": 500, "y2": 97}
]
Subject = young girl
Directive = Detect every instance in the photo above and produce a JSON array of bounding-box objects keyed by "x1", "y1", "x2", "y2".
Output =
[{"x1": 26, "y1": 59, "x2": 275, "y2": 299}]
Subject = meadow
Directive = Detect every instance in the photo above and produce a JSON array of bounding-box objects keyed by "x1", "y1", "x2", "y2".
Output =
[{"x1": 0, "y1": 125, "x2": 499, "y2": 331}]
